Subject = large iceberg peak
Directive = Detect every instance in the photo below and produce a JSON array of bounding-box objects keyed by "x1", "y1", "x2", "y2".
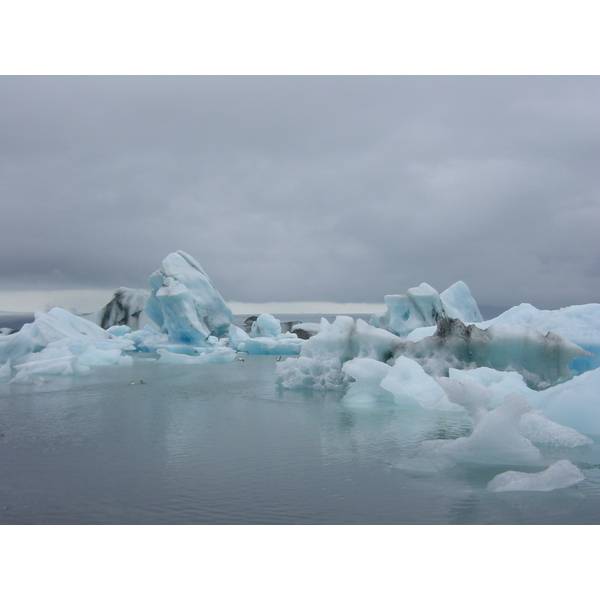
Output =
[{"x1": 144, "y1": 251, "x2": 233, "y2": 345}]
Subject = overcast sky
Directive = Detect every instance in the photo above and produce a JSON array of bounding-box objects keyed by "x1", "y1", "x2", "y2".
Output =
[{"x1": 1, "y1": 76, "x2": 599, "y2": 312}]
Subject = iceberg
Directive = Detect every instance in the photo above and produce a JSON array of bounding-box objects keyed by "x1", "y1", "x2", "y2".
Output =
[
  {"x1": 156, "y1": 346, "x2": 236, "y2": 364},
  {"x1": 380, "y1": 356, "x2": 458, "y2": 410},
  {"x1": 277, "y1": 308, "x2": 588, "y2": 392},
  {"x1": 439, "y1": 281, "x2": 483, "y2": 323},
  {"x1": 532, "y1": 368, "x2": 600, "y2": 436},
  {"x1": 443, "y1": 365, "x2": 600, "y2": 439},
  {"x1": 341, "y1": 358, "x2": 394, "y2": 404},
  {"x1": 398, "y1": 317, "x2": 589, "y2": 389},
  {"x1": 250, "y1": 314, "x2": 282, "y2": 338},
  {"x1": 370, "y1": 280, "x2": 482, "y2": 338},
  {"x1": 420, "y1": 392, "x2": 544, "y2": 466},
  {"x1": 144, "y1": 251, "x2": 233, "y2": 345},
  {"x1": 518, "y1": 411, "x2": 593, "y2": 448},
  {"x1": 9, "y1": 338, "x2": 133, "y2": 383},
  {"x1": 479, "y1": 302, "x2": 600, "y2": 374},
  {"x1": 85, "y1": 287, "x2": 150, "y2": 330},
  {"x1": 370, "y1": 282, "x2": 447, "y2": 337},
  {"x1": 228, "y1": 323, "x2": 304, "y2": 356},
  {"x1": 487, "y1": 460, "x2": 585, "y2": 492},
  {"x1": 276, "y1": 317, "x2": 402, "y2": 389},
  {"x1": 0, "y1": 306, "x2": 113, "y2": 366}
]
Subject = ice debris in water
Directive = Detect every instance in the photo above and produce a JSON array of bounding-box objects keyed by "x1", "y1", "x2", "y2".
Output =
[
  {"x1": 420, "y1": 393, "x2": 543, "y2": 466},
  {"x1": 487, "y1": 460, "x2": 585, "y2": 492}
]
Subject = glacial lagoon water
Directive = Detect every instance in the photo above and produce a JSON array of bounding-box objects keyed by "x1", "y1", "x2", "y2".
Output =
[{"x1": 2, "y1": 351, "x2": 600, "y2": 525}]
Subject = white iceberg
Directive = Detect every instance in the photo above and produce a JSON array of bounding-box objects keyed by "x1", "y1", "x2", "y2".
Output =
[
  {"x1": 228, "y1": 322, "x2": 304, "y2": 356},
  {"x1": 371, "y1": 280, "x2": 482, "y2": 338},
  {"x1": 276, "y1": 316, "x2": 401, "y2": 389},
  {"x1": 144, "y1": 251, "x2": 233, "y2": 346},
  {"x1": 0, "y1": 306, "x2": 113, "y2": 365},
  {"x1": 250, "y1": 314, "x2": 282, "y2": 338},
  {"x1": 8, "y1": 336, "x2": 133, "y2": 383},
  {"x1": 156, "y1": 346, "x2": 236, "y2": 364},
  {"x1": 380, "y1": 356, "x2": 458, "y2": 410},
  {"x1": 420, "y1": 393, "x2": 543, "y2": 466},
  {"x1": 532, "y1": 368, "x2": 600, "y2": 436},
  {"x1": 341, "y1": 358, "x2": 394, "y2": 404},
  {"x1": 487, "y1": 460, "x2": 585, "y2": 492},
  {"x1": 518, "y1": 411, "x2": 593, "y2": 448}
]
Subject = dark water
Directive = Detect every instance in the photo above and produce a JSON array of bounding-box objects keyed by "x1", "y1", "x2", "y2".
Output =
[{"x1": 1, "y1": 355, "x2": 599, "y2": 525}]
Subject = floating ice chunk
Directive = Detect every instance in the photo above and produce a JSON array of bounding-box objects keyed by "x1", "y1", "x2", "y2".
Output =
[
  {"x1": 0, "y1": 307, "x2": 113, "y2": 366},
  {"x1": 11, "y1": 354, "x2": 80, "y2": 382},
  {"x1": 399, "y1": 317, "x2": 588, "y2": 389},
  {"x1": 437, "y1": 371, "x2": 594, "y2": 447},
  {"x1": 228, "y1": 325, "x2": 304, "y2": 355},
  {"x1": 533, "y1": 368, "x2": 600, "y2": 436},
  {"x1": 106, "y1": 325, "x2": 132, "y2": 337},
  {"x1": 156, "y1": 347, "x2": 236, "y2": 364},
  {"x1": 420, "y1": 393, "x2": 543, "y2": 466},
  {"x1": 381, "y1": 356, "x2": 456, "y2": 410},
  {"x1": 144, "y1": 251, "x2": 232, "y2": 344},
  {"x1": 439, "y1": 281, "x2": 483, "y2": 323},
  {"x1": 276, "y1": 316, "x2": 402, "y2": 389},
  {"x1": 85, "y1": 287, "x2": 150, "y2": 330},
  {"x1": 487, "y1": 460, "x2": 585, "y2": 492},
  {"x1": 351, "y1": 319, "x2": 401, "y2": 362},
  {"x1": 8, "y1": 337, "x2": 133, "y2": 383},
  {"x1": 371, "y1": 283, "x2": 445, "y2": 337},
  {"x1": 479, "y1": 302, "x2": 600, "y2": 374},
  {"x1": 341, "y1": 358, "x2": 393, "y2": 404},
  {"x1": 250, "y1": 314, "x2": 282, "y2": 338},
  {"x1": 371, "y1": 280, "x2": 482, "y2": 338},
  {"x1": 448, "y1": 367, "x2": 532, "y2": 409},
  {"x1": 121, "y1": 325, "x2": 169, "y2": 354},
  {"x1": 276, "y1": 355, "x2": 349, "y2": 389},
  {"x1": 519, "y1": 411, "x2": 593, "y2": 448},
  {"x1": 434, "y1": 377, "x2": 494, "y2": 422}
]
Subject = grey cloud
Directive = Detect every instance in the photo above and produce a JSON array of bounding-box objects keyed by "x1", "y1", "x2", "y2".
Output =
[{"x1": 1, "y1": 76, "x2": 599, "y2": 309}]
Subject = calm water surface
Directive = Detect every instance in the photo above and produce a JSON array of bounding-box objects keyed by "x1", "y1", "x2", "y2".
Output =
[{"x1": 1, "y1": 355, "x2": 599, "y2": 524}]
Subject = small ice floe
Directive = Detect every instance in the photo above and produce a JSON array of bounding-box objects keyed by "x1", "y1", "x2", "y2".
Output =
[{"x1": 487, "y1": 459, "x2": 585, "y2": 492}]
